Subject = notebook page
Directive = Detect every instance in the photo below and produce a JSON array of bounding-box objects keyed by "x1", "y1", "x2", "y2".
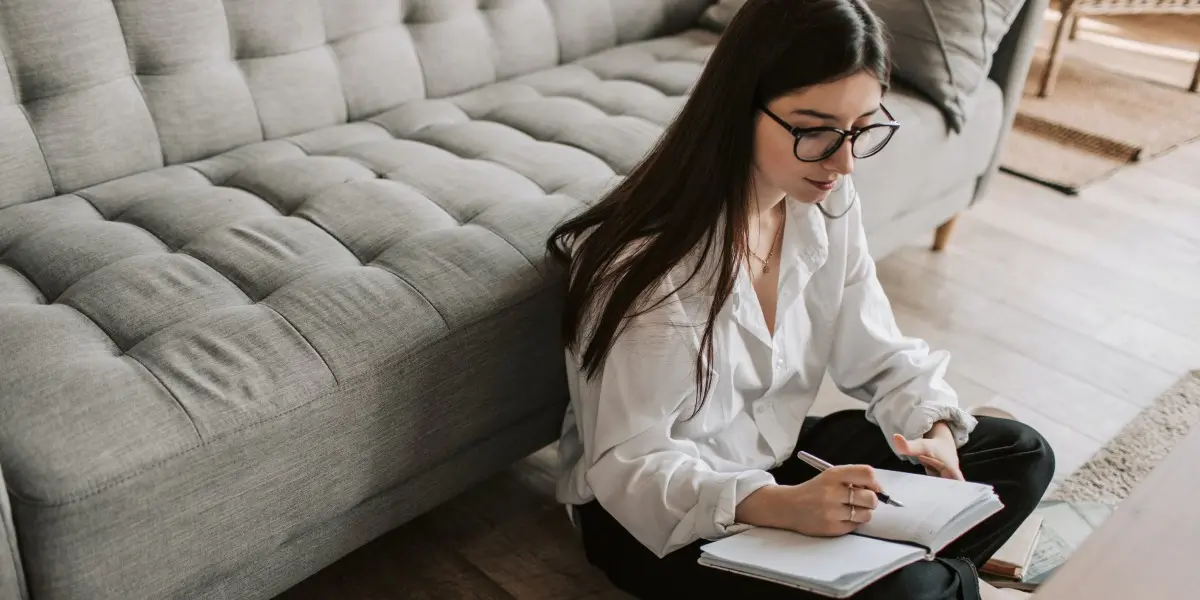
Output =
[
  {"x1": 855, "y1": 470, "x2": 994, "y2": 548},
  {"x1": 700, "y1": 527, "x2": 924, "y2": 585}
]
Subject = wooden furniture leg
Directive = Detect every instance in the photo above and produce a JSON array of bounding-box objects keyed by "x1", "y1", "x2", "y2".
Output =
[
  {"x1": 932, "y1": 216, "x2": 958, "y2": 252},
  {"x1": 1038, "y1": 3, "x2": 1077, "y2": 97},
  {"x1": 1190, "y1": 56, "x2": 1199, "y2": 93},
  {"x1": 1068, "y1": 13, "x2": 1081, "y2": 40}
]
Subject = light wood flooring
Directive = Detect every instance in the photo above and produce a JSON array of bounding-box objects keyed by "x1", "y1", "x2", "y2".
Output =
[{"x1": 277, "y1": 141, "x2": 1200, "y2": 599}]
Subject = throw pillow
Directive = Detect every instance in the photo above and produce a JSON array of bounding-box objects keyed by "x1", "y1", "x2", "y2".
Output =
[
  {"x1": 869, "y1": 0, "x2": 1027, "y2": 132},
  {"x1": 694, "y1": 0, "x2": 1027, "y2": 133}
]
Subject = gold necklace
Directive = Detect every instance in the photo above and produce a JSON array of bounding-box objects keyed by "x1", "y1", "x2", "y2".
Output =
[{"x1": 748, "y1": 206, "x2": 785, "y2": 274}]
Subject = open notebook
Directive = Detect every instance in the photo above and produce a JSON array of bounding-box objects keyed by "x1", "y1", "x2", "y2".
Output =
[{"x1": 697, "y1": 469, "x2": 1003, "y2": 598}]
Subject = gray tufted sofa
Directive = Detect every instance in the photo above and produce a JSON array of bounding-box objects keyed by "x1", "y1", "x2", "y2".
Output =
[{"x1": 0, "y1": 0, "x2": 1047, "y2": 598}]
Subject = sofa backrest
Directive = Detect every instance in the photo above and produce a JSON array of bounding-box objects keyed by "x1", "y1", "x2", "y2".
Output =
[{"x1": 0, "y1": 0, "x2": 711, "y2": 209}]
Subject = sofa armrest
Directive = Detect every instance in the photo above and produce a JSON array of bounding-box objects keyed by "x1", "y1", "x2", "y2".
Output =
[
  {"x1": 975, "y1": 0, "x2": 1050, "y2": 200},
  {"x1": 1, "y1": 465, "x2": 28, "y2": 600}
]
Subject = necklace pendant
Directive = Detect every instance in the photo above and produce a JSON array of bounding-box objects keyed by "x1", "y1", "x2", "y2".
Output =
[{"x1": 762, "y1": 264, "x2": 770, "y2": 274}]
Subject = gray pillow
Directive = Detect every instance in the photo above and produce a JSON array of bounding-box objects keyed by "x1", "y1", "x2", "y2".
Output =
[
  {"x1": 695, "y1": 0, "x2": 1026, "y2": 133},
  {"x1": 870, "y1": 0, "x2": 1027, "y2": 132}
]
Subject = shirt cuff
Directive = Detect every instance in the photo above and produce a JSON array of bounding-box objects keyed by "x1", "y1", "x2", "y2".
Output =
[
  {"x1": 909, "y1": 402, "x2": 977, "y2": 448},
  {"x1": 710, "y1": 469, "x2": 776, "y2": 538}
]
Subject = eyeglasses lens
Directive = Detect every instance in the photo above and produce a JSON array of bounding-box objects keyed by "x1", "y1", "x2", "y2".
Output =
[
  {"x1": 793, "y1": 126, "x2": 894, "y2": 161},
  {"x1": 852, "y1": 126, "x2": 892, "y2": 157}
]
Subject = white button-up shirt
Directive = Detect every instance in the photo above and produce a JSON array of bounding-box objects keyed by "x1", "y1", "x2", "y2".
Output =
[{"x1": 555, "y1": 177, "x2": 977, "y2": 559}]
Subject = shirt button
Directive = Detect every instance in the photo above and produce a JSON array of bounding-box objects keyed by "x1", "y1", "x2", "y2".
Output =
[
  {"x1": 775, "y1": 358, "x2": 784, "y2": 369},
  {"x1": 755, "y1": 404, "x2": 767, "y2": 415}
]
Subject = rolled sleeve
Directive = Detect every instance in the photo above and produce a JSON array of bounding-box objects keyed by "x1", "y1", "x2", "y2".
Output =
[{"x1": 826, "y1": 179, "x2": 977, "y2": 459}]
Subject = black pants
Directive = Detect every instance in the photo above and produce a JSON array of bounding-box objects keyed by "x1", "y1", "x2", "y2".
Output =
[{"x1": 576, "y1": 410, "x2": 1056, "y2": 600}]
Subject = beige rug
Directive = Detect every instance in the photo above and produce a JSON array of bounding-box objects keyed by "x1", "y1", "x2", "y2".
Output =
[
  {"x1": 1048, "y1": 370, "x2": 1200, "y2": 503},
  {"x1": 999, "y1": 12, "x2": 1200, "y2": 194}
]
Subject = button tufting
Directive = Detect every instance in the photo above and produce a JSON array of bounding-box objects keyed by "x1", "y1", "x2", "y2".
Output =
[{"x1": 0, "y1": 23, "x2": 716, "y2": 508}]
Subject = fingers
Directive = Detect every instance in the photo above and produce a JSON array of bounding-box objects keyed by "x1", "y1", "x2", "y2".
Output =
[
  {"x1": 893, "y1": 433, "x2": 933, "y2": 457},
  {"x1": 917, "y1": 456, "x2": 966, "y2": 481},
  {"x1": 850, "y1": 486, "x2": 879, "y2": 509},
  {"x1": 836, "y1": 501, "x2": 874, "y2": 525},
  {"x1": 825, "y1": 464, "x2": 881, "y2": 492},
  {"x1": 918, "y1": 455, "x2": 946, "y2": 471}
]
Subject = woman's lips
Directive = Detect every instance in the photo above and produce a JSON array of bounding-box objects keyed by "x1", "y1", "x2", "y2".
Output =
[{"x1": 805, "y1": 178, "x2": 836, "y2": 191}]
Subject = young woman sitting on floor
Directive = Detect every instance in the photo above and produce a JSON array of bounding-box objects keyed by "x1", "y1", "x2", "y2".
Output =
[{"x1": 546, "y1": 0, "x2": 1055, "y2": 598}]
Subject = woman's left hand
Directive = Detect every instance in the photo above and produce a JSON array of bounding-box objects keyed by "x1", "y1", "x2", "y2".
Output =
[{"x1": 892, "y1": 422, "x2": 964, "y2": 480}]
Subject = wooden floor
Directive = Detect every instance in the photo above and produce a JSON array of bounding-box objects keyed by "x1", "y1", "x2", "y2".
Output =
[{"x1": 276, "y1": 141, "x2": 1200, "y2": 599}]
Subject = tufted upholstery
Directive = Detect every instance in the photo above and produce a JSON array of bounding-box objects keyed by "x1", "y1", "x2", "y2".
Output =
[
  {"x1": 1, "y1": 0, "x2": 711, "y2": 490},
  {"x1": 0, "y1": 48, "x2": 718, "y2": 500},
  {"x1": 0, "y1": 0, "x2": 710, "y2": 208},
  {"x1": 0, "y1": 1, "x2": 720, "y2": 597}
]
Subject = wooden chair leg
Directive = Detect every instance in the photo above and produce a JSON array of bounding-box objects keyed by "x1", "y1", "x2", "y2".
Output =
[
  {"x1": 1068, "y1": 13, "x2": 1081, "y2": 40},
  {"x1": 1038, "y1": 7, "x2": 1076, "y2": 97},
  {"x1": 1190, "y1": 57, "x2": 1199, "y2": 93},
  {"x1": 932, "y1": 216, "x2": 958, "y2": 252}
]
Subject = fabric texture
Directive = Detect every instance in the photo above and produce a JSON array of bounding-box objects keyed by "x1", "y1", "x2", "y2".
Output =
[
  {"x1": 869, "y1": 0, "x2": 1028, "y2": 132},
  {"x1": 557, "y1": 178, "x2": 977, "y2": 558},
  {"x1": 0, "y1": 0, "x2": 712, "y2": 209},
  {"x1": 577, "y1": 411, "x2": 1055, "y2": 599},
  {"x1": 0, "y1": 6, "x2": 713, "y2": 508}
]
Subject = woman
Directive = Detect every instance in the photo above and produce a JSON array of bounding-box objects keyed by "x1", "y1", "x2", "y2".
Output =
[{"x1": 545, "y1": 0, "x2": 1055, "y2": 598}]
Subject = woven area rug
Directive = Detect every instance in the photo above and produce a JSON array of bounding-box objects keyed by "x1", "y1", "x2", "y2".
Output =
[
  {"x1": 999, "y1": 13, "x2": 1200, "y2": 194},
  {"x1": 1048, "y1": 370, "x2": 1200, "y2": 503}
]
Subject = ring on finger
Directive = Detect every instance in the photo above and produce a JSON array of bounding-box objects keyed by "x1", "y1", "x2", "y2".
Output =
[
  {"x1": 847, "y1": 485, "x2": 854, "y2": 506},
  {"x1": 849, "y1": 504, "x2": 856, "y2": 522}
]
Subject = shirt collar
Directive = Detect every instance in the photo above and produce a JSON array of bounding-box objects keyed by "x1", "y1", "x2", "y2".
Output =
[
  {"x1": 782, "y1": 195, "x2": 831, "y2": 274},
  {"x1": 729, "y1": 194, "x2": 832, "y2": 334}
]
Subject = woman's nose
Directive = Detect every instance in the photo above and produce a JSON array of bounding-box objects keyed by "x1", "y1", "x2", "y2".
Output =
[{"x1": 822, "y1": 140, "x2": 855, "y2": 175}]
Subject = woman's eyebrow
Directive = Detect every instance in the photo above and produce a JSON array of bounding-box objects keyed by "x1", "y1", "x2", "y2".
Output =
[
  {"x1": 790, "y1": 107, "x2": 881, "y2": 120},
  {"x1": 790, "y1": 108, "x2": 839, "y2": 120}
]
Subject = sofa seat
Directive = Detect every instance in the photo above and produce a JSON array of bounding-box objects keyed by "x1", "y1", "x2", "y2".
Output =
[
  {"x1": 852, "y1": 79, "x2": 1005, "y2": 236},
  {"x1": 0, "y1": 30, "x2": 712, "y2": 599}
]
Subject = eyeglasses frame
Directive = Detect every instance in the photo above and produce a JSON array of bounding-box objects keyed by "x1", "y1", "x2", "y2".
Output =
[{"x1": 759, "y1": 103, "x2": 900, "y2": 163}]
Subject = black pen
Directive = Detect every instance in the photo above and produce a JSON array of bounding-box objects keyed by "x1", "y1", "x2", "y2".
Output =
[{"x1": 795, "y1": 451, "x2": 904, "y2": 507}]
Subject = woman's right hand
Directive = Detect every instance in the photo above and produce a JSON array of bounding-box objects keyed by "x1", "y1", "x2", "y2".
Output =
[{"x1": 735, "y1": 465, "x2": 883, "y2": 537}]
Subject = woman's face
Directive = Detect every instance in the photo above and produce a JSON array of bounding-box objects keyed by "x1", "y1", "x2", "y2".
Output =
[{"x1": 752, "y1": 71, "x2": 885, "y2": 206}]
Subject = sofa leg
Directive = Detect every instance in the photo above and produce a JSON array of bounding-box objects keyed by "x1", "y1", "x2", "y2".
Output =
[
  {"x1": 1190, "y1": 57, "x2": 1199, "y2": 93},
  {"x1": 932, "y1": 216, "x2": 958, "y2": 252}
]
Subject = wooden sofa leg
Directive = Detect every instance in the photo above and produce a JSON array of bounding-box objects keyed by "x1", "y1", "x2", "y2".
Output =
[
  {"x1": 1190, "y1": 57, "x2": 1199, "y2": 93},
  {"x1": 932, "y1": 216, "x2": 958, "y2": 252}
]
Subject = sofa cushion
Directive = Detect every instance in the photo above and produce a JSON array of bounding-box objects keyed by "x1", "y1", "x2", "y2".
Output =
[
  {"x1": 853, "y1": 77, "x2": 1005, "y2": 233},
  {"x1": 0, "y1": 28, "x2": 715, "y2": 506}
]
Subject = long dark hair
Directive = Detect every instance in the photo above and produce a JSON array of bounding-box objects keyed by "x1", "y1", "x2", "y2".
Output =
[{"x1": 546, "y1": 0, "x2": 891, "y2": 415}]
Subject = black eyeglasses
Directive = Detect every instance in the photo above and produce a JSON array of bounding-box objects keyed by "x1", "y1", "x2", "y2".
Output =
[{"x1": 760, "y1": 103, "x2": 899, "y2": 162}]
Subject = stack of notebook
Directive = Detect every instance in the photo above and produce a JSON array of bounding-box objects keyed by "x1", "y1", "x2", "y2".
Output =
[
  {"x1": 982, "y1": 500, "x2": 1117, "y2": 592},
  {"x1": 981, "y1": 515, "x2": 1044, "y2": 580}
]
